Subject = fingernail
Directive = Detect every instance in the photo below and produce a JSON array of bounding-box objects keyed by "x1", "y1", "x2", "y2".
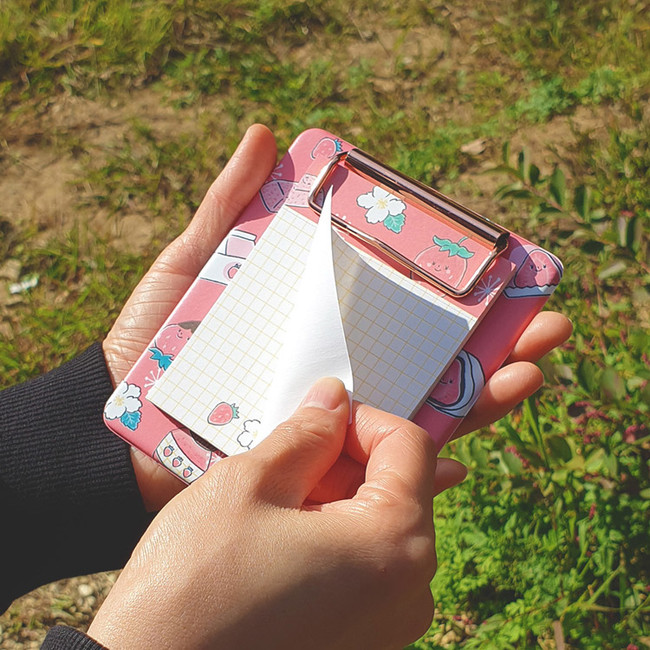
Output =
[{"x1": 300, "y1": 377, "x2": 345, "y2": 411}]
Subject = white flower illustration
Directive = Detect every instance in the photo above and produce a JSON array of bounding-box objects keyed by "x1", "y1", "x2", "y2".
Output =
[
  {"x1": 473, "y1": 274, "x2": 502, "y2": 304},
  {"x1": 237, "y1": 419, "x2": 261, "y2": 450},
  {"x1": 105, "y1": 382, "x2": 142, "y2": 420},
  {"x1": 357, "y1": 187, "x2": 406, "y2": 224}
]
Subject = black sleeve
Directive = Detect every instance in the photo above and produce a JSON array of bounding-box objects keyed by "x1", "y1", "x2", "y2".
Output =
[
  {"x1": 0, "y1": 343, "x2": 153, "y2": 612},
  {"x1": 41, "y1": 626, "x2": 106, "y2": 649}
]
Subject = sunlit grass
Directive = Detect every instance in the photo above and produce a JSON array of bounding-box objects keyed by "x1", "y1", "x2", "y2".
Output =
[{"x1": 1, "y1": 0, "x2": 648, "y2": 647}]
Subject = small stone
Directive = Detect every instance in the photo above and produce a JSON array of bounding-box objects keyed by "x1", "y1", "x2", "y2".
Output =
[
  {"x1": 441, "y1": 630, "x2": 460, "y2": 644},
  {"x1": 77, "y1": 584, "x2": 93, "y2": 598},
  {"x1": 0, "y1": 259, "x2": 21, "y2": 282},
  {"x1": 460, "y1": 138, "x2": 487, "y2": 156}
]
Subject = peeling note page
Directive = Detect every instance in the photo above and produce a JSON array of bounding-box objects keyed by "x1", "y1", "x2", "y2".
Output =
[
  {"x1": 148, "y1": 204, "x2": 478, "y2": 457},
  {"x1": 261, "y1": 189, "x2": 353, "y2": 437}
]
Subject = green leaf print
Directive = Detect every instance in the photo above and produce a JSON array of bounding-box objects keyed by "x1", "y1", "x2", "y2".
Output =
[{"x1": 384, "y1": 213, "x2": 405, "y2": 233}]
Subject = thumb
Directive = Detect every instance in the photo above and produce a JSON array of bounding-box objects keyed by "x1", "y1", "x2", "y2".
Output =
[{"x1": 246, "y1": 377, "x2": 349, "y2": 507}]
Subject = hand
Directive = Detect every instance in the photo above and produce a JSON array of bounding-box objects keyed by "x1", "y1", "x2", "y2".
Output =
[
  {"x1": 88, "y1": 378, "x2": 463, "y2": 650},
  {"x1": 102, "y1": 122, "x2": 571, "y2": 511},
  {"x1": 102, "y1": 125, "x2": 278, "y2": 510}
]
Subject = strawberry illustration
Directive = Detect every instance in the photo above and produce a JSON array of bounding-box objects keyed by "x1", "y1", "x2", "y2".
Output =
[
  {"x1": 414, "y1": 235, "x2": 475, "y2": 289},
  {"x1": 514, "y1": 249, "x2": 560, "y2": 288},
  {"x1": 311, "y1": 137, "x2": 343, "y2": 159},
  {"x1": 208, "y1": 401, "x2": 240, "y2": 426},
  {"x1": 149, "y1": 321, "x2": 200, "y2": 370}
]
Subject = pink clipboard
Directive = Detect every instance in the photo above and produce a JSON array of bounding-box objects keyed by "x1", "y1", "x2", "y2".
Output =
[{"x1": 103, "y1": 129, "x2": 562, "y2": 484}]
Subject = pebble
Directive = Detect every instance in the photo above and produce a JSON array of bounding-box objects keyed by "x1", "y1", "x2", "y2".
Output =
[{"x1": 0, "y1": 259, "x2": 21, "y2": 282}]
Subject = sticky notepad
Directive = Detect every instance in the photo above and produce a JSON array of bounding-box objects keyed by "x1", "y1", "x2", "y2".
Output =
[{"x1": 149, "y1": 203, "x2": 488, "y2": 457}]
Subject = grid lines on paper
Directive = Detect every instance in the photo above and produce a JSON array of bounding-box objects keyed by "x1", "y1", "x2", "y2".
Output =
[
  {"x1": 330, "y1": 235, "x2": 475, "y2": 418},
  {"x1": 148, "y1": 208, "x2": 315, "y2": 457},
  {"x1": 149, "y1": 205, "x2": 478, "y2": 457}
]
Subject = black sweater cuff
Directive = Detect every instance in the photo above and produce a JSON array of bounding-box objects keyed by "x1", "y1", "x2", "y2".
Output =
[
  {"x1": 41, "y1": 625, "x2": 105, "y2": 650},
  {"x1": 1, "y1": 343, "x2": 152, "y2": 610}
]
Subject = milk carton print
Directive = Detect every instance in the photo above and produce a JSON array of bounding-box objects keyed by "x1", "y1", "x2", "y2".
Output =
[
  {"x1": 426, "y1": 350, "x2": 485, "y2": 418},
  {"x1": 504, "y1": 246, "x2": 563, "y2": 299},
  {"x1": 154, "y1": 428, "x2": 219, "y2": 483},
  {"x1": 199, "y1": 229, "x2": 257, "y2": 286},
  {"x1": 258, "y1": 135, "x2": 340, "y2": 213}
]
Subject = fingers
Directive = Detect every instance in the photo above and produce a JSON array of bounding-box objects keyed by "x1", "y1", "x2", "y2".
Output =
[
  {"x1": 351, "y1": 406, "x2": 438, "y2": 506},
  {"x1": 308, "y1": 454, "x2": 365, "y2": 503},
  {"x1": 170, "y1": 124, "x2": 277, "y2": 278},
  {"x1": 506, "y1": 311, "x2": 572, "y2": 364},
  {"x1": 454, "y1": 361, "x2": 543, "y2": 438},
  {"x1": 244, "y1": 377, "x2": 350, "y2": 507},
  {"x1": 307, "y1": 454, "x2": 467, "y2": 504},
  {"x1": 103, "y1": 125, "x2": 277, "y2": 376},
  {"x1": 343, "y1": 401, "x2": 412, "y2": 465},
  {"x1": 452, "y1": 311, "x2": 571, "y2": 438}
]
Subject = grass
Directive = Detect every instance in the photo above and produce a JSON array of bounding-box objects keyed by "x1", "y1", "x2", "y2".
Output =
[{"x1": 1, "y1": 0, "x2": 649, "y2": 647}]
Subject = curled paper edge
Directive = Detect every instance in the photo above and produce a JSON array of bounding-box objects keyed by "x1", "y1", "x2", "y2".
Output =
[{"x1": 260, "y1": 188, "x2": 354, "y2": 437}]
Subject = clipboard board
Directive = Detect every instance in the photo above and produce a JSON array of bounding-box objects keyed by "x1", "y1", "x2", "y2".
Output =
[{"x1": 103, "y1": 129, "x2": 563, "y2": 484}]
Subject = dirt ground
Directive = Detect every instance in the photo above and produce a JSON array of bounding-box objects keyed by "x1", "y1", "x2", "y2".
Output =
[
  {"x1": 0, "y1": 85, "x2": 619, "y2": 646},
  {"x1": 0, "y1": 1, "x2": 629, "y2": 634}
]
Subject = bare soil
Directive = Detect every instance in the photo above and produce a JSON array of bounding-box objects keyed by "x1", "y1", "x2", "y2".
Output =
[{"x1": 0, "y1": 16, "x2": 625, "y2": 645}]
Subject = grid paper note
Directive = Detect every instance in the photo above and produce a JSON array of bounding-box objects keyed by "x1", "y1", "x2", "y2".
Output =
[{"x1": 148, "y1": 205, "x2": 477, "y2": 457}]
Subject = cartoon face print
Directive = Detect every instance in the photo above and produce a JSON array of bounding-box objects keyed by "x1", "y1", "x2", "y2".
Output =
[
  {"x1": 149, "y1": 321, "x2": 200, "y2": 370},
  {"x1": 432, "y1": 358, "x2": 463, "y2": 405},
  {"x1": 426, "y1": 350, "x2": 485, "y2": 418},
  {"x1": 414, "y1": 236, "x2": 475, "y2": 289},
  {"x1": 504, "y1": 247, "x2": 563, "y2": 299},
  {"x1": 514, "y1": 248, "x2": 561, "y2": 288},
  {"x1": 157, "y1": 323, "x2": 194, "y2": 356}
]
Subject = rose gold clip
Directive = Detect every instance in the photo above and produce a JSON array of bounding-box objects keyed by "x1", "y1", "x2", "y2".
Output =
[{"x1": 307, "y1": 148, "x2": 510, "y2": 298}]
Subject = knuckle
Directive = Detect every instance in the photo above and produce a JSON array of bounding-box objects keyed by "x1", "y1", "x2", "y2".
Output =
[
  {"x1": 373, "y1": 503, "x2": 437, "y2": 587},
  {"x1": 404, "y1": 533, "x2": 438, "y2": 580},
  {"x1": 201, "y1": 456, "x2": 260, "y2": 505}
]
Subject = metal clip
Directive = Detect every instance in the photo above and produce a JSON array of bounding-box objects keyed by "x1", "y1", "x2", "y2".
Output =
[{"x1": 308, "y1": 148, "x2": 509, "y2": 297}]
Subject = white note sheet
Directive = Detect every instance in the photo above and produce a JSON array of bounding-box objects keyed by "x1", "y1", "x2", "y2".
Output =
[{"x1": 148, "y1": 201, "x2": 476, "y2": 457}]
